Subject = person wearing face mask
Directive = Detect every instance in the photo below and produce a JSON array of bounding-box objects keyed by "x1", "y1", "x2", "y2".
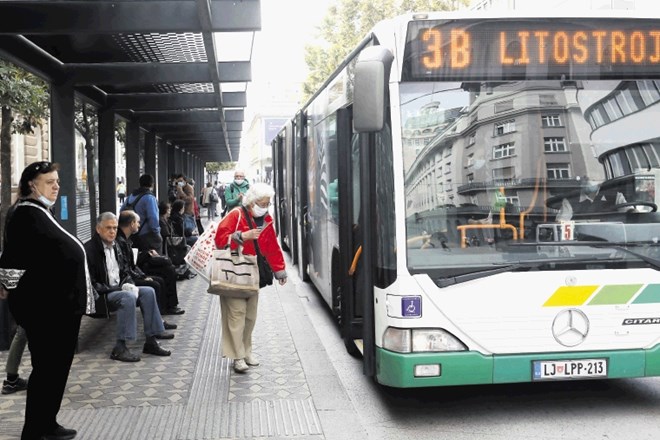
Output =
[
  {"x1": 223, "y1": 169, "x2": 250, "y2": 215},
  {"x1": 213, "y1": 182, "x2": 287, "y2": 374},
  {"x1": 0, "y1": 161, "x2": 96, "y2": 440}
]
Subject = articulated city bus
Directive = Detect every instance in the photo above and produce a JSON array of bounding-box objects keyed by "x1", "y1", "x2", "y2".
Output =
[{"x1": 271, "y1": 11, "x2": 660, "y2": 388}]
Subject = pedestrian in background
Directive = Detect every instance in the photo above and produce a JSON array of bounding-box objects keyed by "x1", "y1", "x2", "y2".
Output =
[
  {"x1": 203, "y1": 181, "x2": 218, "y2": 220},
  {"x1": 0, "y1": 161, "x2": 95, "y2": 440},
  {"x1": 116, "y1": 180, "x2": 126, "y2": 204},
  {"x1": 214, "y1": 182, "x2": 287, "y2": 374},
  {"x1": 223, "y1": 169, "x2": 250, "y2": 215},
  {"x1": 2, "y1": 325, "x2": 28, "y2": 395}
]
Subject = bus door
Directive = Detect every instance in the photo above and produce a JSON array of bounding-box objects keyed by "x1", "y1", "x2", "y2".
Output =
[
  {"x1": 272, "y1": 134, "x2": 285, "y2": 243},
  {"x1": 337, "y1": 106, "x2": 365, "y2": 356},
  {"x1": 295, "y1": 111, "x2": 310, "y2": 281}
]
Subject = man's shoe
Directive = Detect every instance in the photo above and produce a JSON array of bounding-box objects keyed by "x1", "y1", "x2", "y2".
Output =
[
  {"x1": 155, "y1": 332, "x2": 174, "y2": 340},
  {"x1": 233, "y1": 359, "x2": 249, "y2": 373},
  {"x1": 2, "y1": 377, "x2": 28, "y2": 394},
  {"x1": 143, "y1": 341, "x2": 171, "y2": 356},
  {"x1": 244, "y1": 354, "x2": 260, "y2": 366},
  {"x1": 110, "y1": 347, "x2": 141, "y2": 362},
  {"x1": 41, "y1": 424, "x2": 76, "y2": 440},
  {"x1": 163, "y1": 320, "x2": 178, "y2": 330},
  {"x1": 163, "y1": 307, "x2": 185, "y2": 315}
]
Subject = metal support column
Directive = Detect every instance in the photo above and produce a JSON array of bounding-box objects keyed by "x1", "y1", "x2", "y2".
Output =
[
  {"x1": 125, "y1": 121, "x2": 140, "y2": 192},
  {"x1": 157, "y1": 139, "x2": 169, "y2": 201},
  {"x1": 50, "y1": 81, "x2": 77, "y2": 235},
  {"x1": 98, "y1": 107, "x2": 117, "y2": 214},
  {"x1": 144, "y1": 131, "x2": 156, "y2": 191}
]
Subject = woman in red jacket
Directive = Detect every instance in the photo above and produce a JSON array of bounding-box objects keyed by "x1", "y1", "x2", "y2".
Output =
[{"x1": 214, "y1": 182, "x2": 287, "y2": 373}]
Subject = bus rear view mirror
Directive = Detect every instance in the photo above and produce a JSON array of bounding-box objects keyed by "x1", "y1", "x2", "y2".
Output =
[{"x1": 353, "y1": 45, "x2": 394, "y2": 133}]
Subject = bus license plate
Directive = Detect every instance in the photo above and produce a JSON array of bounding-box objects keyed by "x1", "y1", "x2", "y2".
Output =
[{"x1": 532, "y1": 359, "x2": 607, "y2": 381}]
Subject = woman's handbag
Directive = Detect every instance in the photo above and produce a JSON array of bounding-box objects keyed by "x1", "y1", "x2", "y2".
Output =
[
  {"x1": 207, "y1": 209, "x2": 260, "y2": 298},
  {"x1": 207, "y1": 246, "x2": 260, "y2": 298},
  {"x1": 166, "y1": 236, "x2": 185, "y2": 247}
]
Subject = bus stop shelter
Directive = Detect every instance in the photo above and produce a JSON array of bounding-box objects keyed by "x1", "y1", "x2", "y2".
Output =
[{"x1": 0, "y1": 0, "x2": 261, "y2": 348}]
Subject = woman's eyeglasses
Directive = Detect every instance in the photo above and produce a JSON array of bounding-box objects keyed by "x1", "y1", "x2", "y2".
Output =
[{"x1": 255, "y1": 201, "x2": 271, "y2": 208}]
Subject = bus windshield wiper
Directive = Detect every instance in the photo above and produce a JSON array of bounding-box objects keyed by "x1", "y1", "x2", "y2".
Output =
[
  {"x1": 435, "y1": 257, "x2": 615, "y2": 288},
  {"x1": 511, "y1": 241, "x2": 660, "y2": 272}
]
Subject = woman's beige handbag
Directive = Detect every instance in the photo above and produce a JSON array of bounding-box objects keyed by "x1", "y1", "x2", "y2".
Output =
[{"x1": 207, "y1": 245, "x2": 260, "y2": 298}]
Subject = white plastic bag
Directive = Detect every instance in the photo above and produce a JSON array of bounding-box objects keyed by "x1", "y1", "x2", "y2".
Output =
[{"x1": 183, "y1": 221, "x2": 218, "y2": 282}]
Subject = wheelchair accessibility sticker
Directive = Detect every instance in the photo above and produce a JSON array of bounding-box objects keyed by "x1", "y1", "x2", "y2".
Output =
[{"x1": 402, "y1": 296, "x2": 422, "y2": 318}]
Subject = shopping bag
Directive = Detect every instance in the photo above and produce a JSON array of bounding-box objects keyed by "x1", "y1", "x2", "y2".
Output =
[
  {"x1": 207, "y1": 247, "x2": 260, "y2": 298},
  {"x1": 183, "y1": 221, "x2": 218, "y2": 282}
]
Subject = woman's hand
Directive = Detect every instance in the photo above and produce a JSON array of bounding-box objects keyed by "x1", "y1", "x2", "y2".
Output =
[{"x1": 241, "y1": 228, "x2": 262, "y2": 241}]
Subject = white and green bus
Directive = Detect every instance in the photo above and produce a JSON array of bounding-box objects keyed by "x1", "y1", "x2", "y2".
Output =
[{"x1": 272, "y1": 11, "x2": 660, "y2": 388}]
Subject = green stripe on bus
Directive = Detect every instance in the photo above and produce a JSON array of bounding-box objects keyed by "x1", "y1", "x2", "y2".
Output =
[
  {"x1": 588, "y1": 284, "x2": 642, "y2": 305},
  {"x1": 375, "y1": 345, "x2": 660, "y2": 388},
  {"x1": 632, "y1": 284, "x2": 660, "y2": 304}
]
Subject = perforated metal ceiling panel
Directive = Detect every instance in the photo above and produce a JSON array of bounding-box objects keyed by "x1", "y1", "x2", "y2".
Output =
[{"x1": 0, "y1": 0, "x2": 261, "y2": 162}]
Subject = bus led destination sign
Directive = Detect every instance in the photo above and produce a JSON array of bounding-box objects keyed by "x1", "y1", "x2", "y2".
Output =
[{"x1": 403, "y1": 18, "x2": 660, "y2": 80}]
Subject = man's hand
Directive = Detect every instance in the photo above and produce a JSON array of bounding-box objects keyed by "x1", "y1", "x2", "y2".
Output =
[{"x1": 148, "y1": 249, "x2": 159, "y2": 257}]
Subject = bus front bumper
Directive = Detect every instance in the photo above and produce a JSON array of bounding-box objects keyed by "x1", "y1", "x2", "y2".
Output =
[{"x1": 375, "y1": 344, "x2": 660, "y2": 388}]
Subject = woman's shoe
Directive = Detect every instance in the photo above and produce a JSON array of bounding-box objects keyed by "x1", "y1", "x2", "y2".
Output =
[
  {"x1": 244, "y1": 354, "x2": 260, "y2": 366},
  {"x1": 233, "y1": 359, "x2": 249, "y2": 373}
]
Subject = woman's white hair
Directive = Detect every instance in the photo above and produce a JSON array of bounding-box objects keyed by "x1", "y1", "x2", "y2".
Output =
[{"x1": 242, "y1": 182, "x2": 275, "y2": 207}]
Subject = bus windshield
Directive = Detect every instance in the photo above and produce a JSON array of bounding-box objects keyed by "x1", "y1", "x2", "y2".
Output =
[{"x1": 401, "y1": 79, "x2": 660, "y2": 274}]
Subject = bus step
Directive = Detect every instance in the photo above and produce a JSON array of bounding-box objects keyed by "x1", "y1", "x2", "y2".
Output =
[{"x1": 354, "y1": 339, "x2": 364, "y2": 354}]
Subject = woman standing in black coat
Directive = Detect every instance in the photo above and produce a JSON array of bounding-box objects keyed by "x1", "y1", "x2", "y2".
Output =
[{"x1": 0, "y1": 162, "x2": 95, "y2": 440}]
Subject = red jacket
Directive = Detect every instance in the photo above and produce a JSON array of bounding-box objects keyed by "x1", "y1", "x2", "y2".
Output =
[{"x1": 214, "y1": 207, "x2": 286, "y2": 278}]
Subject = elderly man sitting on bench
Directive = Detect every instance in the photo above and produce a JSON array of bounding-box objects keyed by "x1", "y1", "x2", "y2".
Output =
[{"x1": 84, "y1": 212, "x2": 173, "y2": 362}]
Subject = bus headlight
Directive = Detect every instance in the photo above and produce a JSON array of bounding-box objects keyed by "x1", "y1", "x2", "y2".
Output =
[
  {"x1": 412, "y1": 329, "x2": 467, "y2": 352},
  {"x1": 382, "y1": 327, "x2": 411, "y2": 353},
  {"x1": 383, "y1": 327, "x2": 467, "y2": 353}
]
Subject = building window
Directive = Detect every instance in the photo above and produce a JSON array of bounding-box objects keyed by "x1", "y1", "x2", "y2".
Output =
[
  {"x1": 495, "y1": 99, "x2": 514, "y2": 113},
  {"x1": 547, "y1": 163, "x2": 571, "y2": 179},
  {"x1": 468, "y1": 133, "x2": 476, "y2": 146},
  {"x1": 494, "y1": 120, "x2": 515, "y2": 136},
  {"x1": 467, "y1": 173, "x2": 474, "y2": 183},
  {"x1": 446, "y1": 179, "x2": 452, "y2": 191},
  {"x1": 492, "y1": 166, "x2": 516, "y2": 182},
  {"x1": 444, "y1": 163, "x2": 451, "y2": 173},
  {"x1": 466, "y1": 153, "x2": 474, "y2": 168},
  {"x1": 493, "y1": 142, "x2": 515, "y2": 159},
  {"x1": 540, "y1": 94, "x2": 558, "y2": 105},
  {"x1": 544, "y1": 137, "x2": 567, "y2": 152},
  {"x1": 542, "y1": 114, "x2": 562, "y2": 127}
]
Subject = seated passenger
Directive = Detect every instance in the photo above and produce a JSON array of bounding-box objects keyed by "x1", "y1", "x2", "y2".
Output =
[
  {"x1": 556, "y1": 177, "x2": 626, "y2": 221},
  {"x1": 117, "y1": 210, "x2": 184, "y2": 317},
  {"x1": 84, "y1": 212, "x2": 173, "y2": 362},
  {"x1": 159, "y1": 200, "x2": 189, "y2": 267}
]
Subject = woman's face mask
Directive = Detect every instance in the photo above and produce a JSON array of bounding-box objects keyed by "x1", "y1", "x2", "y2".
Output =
[{"x1": 251, "y1": 204, "x2": 268, "y2": 217}]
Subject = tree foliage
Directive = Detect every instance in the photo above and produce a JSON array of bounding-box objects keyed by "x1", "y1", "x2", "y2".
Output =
[
  {"x1": 303, "y1": 0, "x2": 469, "y2": 101},
  {"x1": 0, "y1": 60, "x2": 49, "y2": 248}
]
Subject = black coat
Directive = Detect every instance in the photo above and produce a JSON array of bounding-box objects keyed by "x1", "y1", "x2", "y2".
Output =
[
  {"x1": 116, "y1": 229, "x2": 147, "y2": 281},
  {"x1": 0, "y1": 199, "x2": 93, "y2": 319}
]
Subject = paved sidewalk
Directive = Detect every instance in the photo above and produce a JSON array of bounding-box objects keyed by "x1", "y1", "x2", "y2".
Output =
[{"x1": 0, "y1": 260, "x2": 364, "y2": 439}]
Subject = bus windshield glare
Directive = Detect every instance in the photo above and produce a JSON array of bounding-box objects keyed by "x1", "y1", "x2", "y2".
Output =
[{"x1": 401, "y1": 19, "x2": 660, "y2": 273}]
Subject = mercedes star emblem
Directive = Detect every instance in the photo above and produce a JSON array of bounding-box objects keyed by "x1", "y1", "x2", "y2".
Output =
[{"x1": 552, "y1": 309, "x2": 590, "y2": 347}]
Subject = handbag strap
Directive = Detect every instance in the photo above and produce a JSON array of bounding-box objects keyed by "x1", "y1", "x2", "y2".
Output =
[
  {"x1": 224, "y1": 208, "x2": 242, "y2": 248},
  {"x1": 241, "y1": 206, "x2": 265, "y2": 260}
]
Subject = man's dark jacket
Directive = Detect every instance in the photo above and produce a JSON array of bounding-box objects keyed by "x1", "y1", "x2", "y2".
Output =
[
  {"x1": 84, "y1": 233, "x2": 134, "y2": 317},
  {"x1": 116, "y1": 229, "x2": 147, "y2": 281}
]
